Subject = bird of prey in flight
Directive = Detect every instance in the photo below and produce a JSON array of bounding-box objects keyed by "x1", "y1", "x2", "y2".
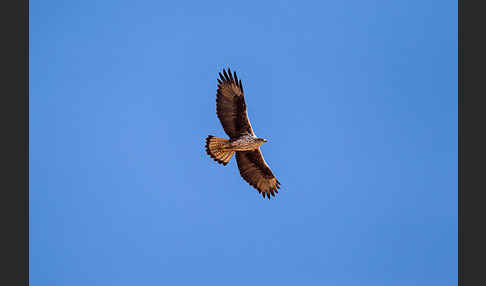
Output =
[{"x1": 205, "y1": 68, "x2": 281, "y2": 199}]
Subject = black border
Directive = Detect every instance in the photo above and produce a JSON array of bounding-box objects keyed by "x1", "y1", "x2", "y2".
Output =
[
  {"x1": 1, "y1": 0, "x2": 28, "y2": 285},
  {"x1": 460, "y1": 0, "x2": 486, "y2": 285}
]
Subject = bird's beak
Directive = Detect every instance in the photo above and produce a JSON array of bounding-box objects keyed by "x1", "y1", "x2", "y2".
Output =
[{"x1": 263, "y1": 139, "x2": 267, "y2": 143}]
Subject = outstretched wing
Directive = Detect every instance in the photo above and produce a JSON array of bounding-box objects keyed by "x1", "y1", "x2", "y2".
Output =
[
  {"x1": 216, "y1": 68, "x2": 254, "y2": 138},
  {"x1": 236, "y1": 149, "x2": 281, "y2": 199}
]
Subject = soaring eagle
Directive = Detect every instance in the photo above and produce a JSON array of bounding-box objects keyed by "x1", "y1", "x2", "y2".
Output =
[{"x1": 205, "y1": 68, "x2": 281, "y2": 199}]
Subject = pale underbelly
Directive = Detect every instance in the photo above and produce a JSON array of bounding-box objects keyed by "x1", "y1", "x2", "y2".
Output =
[
  {"x1": 230, "y1": 139, "x2": 260, "y2": 151},
  {"x1": 231, "y1": 145, "x2": 259, "y2": 151}
]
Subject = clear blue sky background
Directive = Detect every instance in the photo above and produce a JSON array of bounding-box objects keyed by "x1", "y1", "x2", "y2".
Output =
[{"x1": 30, "y1": 1, "x2": 457, "y2": 285}]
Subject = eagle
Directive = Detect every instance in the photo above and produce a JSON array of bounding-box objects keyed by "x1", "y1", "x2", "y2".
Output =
[{"x1": 205, "y1": 68, "x2": 281, "y2": 199}]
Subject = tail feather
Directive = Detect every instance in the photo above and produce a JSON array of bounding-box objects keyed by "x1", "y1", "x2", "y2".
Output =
[{"x1": 205, "y1": 135, "x2": 235, "y2": 165}]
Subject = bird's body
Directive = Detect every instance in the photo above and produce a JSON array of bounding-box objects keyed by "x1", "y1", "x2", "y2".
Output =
[
  {"x1": 204, "y1": 68, "x2": 280, "y2": 199},
  {"x1": 230, "y1": 134, "x2": 265, "y2": 151}
]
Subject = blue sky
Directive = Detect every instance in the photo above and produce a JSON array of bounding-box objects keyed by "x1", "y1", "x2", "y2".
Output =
[{"x1": 30, "y1": 1, "x2": 457, "y2": 285}]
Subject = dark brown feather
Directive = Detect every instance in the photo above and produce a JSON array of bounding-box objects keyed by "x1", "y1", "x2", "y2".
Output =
[
  {"x1": 235, "y1": 149, "x2": 281, "y2": 199},
  {"x1": 216, "y1": 68, "x2": 254, "y2": 138}
]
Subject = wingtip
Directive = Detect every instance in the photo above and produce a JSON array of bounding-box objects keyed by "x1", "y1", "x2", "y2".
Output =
[{"x1": 222, "y1": 69, "x2": 229, "y2": 81}]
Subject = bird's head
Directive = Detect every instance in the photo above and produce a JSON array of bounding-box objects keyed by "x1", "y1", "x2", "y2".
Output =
[{"x1": 258, "y1": 138, "x2": 268, "y2": 145}]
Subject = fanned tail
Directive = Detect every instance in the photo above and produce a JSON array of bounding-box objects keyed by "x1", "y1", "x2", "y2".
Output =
[{"x1": 205, "y1": 135, "x2": 235, "y2": 165}]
